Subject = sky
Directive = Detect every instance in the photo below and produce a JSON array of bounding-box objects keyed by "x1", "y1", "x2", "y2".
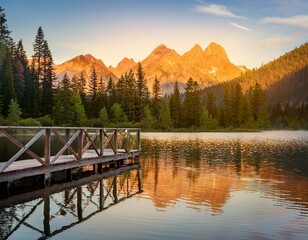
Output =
[{"x1": 1, "y1": 0, "x2": 308, "y2": 69}]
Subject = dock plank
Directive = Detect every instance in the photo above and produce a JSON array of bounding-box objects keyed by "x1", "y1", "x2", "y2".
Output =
[{"x1": 0, "y1": 149, "x2": 140, "y2": 183}]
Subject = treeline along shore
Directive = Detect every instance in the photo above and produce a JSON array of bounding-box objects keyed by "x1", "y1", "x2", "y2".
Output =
[{"x1": 0, "y1": 7, "x2": 307, "y2": 131}]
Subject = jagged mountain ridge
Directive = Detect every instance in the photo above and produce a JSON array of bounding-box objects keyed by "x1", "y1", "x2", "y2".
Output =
[
  {"x1": 108, "y1": 57, "x2": 136, "y2": 78},
  {"x1": 54, "y1": 54, "x2": 117, "y2": 83},
  {"x1": 54, "y1": 42, "x2": 244, "y2": 93}
]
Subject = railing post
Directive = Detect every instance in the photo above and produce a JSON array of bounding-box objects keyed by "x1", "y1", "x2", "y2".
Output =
[
  {"x1": 114, "y1": 129, "x2": 118, "y2": 154},
  {"x1": 78, "y1": 129, "x2": 84, "y2": 160},
  {"x1": 99, "y1": 129, "x2": 104, "y2": 156},
  {"x1": 65, "y1": 129, "x2": 70, "y2": 155},
  {"x1": 44, "y1": 128, "x2": 51, "y2": 165}
]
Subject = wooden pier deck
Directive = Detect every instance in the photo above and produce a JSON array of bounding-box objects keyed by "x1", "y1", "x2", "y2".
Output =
[{"x1": 0, "y1": 126, "x2": 141, "y2": 184}]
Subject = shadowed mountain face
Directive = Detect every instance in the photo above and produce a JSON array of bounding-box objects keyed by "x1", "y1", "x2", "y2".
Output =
[{"x1": 54, "y1": 42, "x2": 244, "y2": 94}]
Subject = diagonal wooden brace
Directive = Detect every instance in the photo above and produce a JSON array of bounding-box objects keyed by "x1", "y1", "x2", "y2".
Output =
[
  {"x1": 51, "y1": 130, "x2": 81, "y2": 163},
  {"x1": 0, "y1": 129, "x2": 46, "y2": 172}
]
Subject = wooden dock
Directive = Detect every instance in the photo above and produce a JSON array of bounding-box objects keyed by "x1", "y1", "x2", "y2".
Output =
[{"x1": 0, "y1": 126, "x2": 141, "y2": 185}]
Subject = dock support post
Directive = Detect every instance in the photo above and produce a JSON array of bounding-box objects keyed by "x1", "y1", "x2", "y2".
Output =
[
  {"x1": 99, "y1": 179, "x2": 104, "y2": 210},
  {"x1": 98, "y1": 163, "x2": 102, "y2": 173},
  {"x1": 77, "y1": 186, "x2": 82, "y2": 221},
  {"x1": 113, "y1": 175, "x2": 118, "y2": 203},
  {"x1": 66, "y1": 169, "x2": 72, "y2": 181},
  {"x1": 43, "y1": 196, "x2": 51, "y2": 237},
  {"x1": 0, "y1": 181, "x2": 10, "y2": 198}
]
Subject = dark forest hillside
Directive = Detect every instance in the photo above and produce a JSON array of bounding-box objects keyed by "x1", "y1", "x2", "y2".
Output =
[{"x1": 202, "y1": 43, "x2": 308, "y2": 106}]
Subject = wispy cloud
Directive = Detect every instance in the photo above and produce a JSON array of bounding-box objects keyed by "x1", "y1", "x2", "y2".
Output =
[
  {"x1": 260, "y1": 36, "x2": 297, "y2": 46},
  {"x1": 262, "y1": 15, "x2": 308, "y2": 28},
  {"x1": 194, "y1": 4, "x2": 246, "y2": 19},
  {"x1": 230, "y1": 22, "x2": 252, "y2": 31}
]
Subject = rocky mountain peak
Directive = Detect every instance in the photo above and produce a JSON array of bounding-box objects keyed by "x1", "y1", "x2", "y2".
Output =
[
  {"x1": 183, "y1": 44, "x2": 203, "y2": 62},
  {"x1": 204, "y1": 42, "x2": 230, "y2": 63}
]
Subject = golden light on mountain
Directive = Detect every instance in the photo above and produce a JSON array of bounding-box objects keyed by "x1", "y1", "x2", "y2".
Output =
[
  {"x1": 108, "y1": 57, "x2": 137, "y2": 78},
  {"x1": 54, "y1": 54, "x2": 117, "y2": 86},
  {"x1": 54, "y1": 42, "x2": 246, "y2": 93}
]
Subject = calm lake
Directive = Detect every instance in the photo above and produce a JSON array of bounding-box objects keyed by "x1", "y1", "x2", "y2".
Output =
[{"x1": 1, "y1": 131, "x2": 308, "y2": 240}]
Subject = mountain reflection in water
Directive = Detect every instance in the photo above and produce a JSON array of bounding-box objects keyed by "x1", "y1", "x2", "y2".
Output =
[
  {"x1": 139, "y1": 132, "x2": 308, "y2": 216},
  {"x1": 1, "y1": 131, "x2": 308, "y2": 240}
]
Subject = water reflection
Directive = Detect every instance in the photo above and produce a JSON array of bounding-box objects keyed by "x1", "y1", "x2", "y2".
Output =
[
  {"x1": 0, "y1": 164, "x2": 142, "y2": 240},
  {"x1": 139, "y1": 132, "x2": 308, "y2": 216}
]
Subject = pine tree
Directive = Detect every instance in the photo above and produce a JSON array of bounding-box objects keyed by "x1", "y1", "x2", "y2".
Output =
[
  {"x1": 152, "y1": 76, "x2": 161, "y2": 120},
  {"x1": 106, "y1": 76, "x2": 116, "y2": 113},
  {"x1": 251, "y1": 83, "x2": 268, "y2": 128},
  {"x1": 0, "y1": 51, "x2": 15, "y2": 116},
  {"x1": 135, "y1": 62, "x2": 149, "y2": 121},
  {"x1": 206, "y1": 91, "x2": 217, "y2": 120},
  {"x1": 12, "y1": 40, "x2": 27, "y2": 105},
  {"x1": 88, "y1": 65, "x2": 99, "y2": 118},
  {"x1": 159, "y1": 97, "x2": 172, "y2": 131},
  {"x1": 32, "y1": 27, "x2": 55, "y2": 116},
  {"x1": 223, "y1": 84, "x2": 231, "y2": 127},
  {"x1": 53, "y1": 74, "x2": 73, "y2": 125},
  {"x1": 89, "y1": 65, "x2": 98, "y2": 99},
  {"x1": 240, "y1": 93, "x2": 254, "y2": 128},
  {"x1": 99, "y1": 107, "x2": 109, "y2": 126},
  {"x1": 199, "y1": 106, "x2": 218, "y2": 129},
  {"x1": 170, "y1": 81, "x2": 182, "y2": 128},
  {"x1": 183, "y1": 78, "x2": 202, "y2": 127},
  {"x1": 125, "y1": 70, "x2": 136, "y2": 121},
  {"x1": 32, "y1": 27, "x2": 44, "y2": 85},
  {"x1": 40, "y1": 40, "x2": 55, "y2": 115},
  {"x1": 95, "y1": 75, "x2": 107, "y2": 110},
  {"x1": 230, "y1": 83, "x2": 243, "y2": 128},
  {"x1": 23, "y1": 65, "x2": 39, "y2": 117},
  {"x1": 71, "y1": 93, "x2": 86, "y2": 126},
  {"x1": 111, "y1": 103, "x2": 127, "y2": 125},
  {"x1": 142, "y1": 105, "x2": 154, "y2": 129},
  {"x1": 0, "y1": 7, "x2": 13, "y2": 47},
  {"x1": 8, "y1": 98, "x2": 22, "y2": 125}
]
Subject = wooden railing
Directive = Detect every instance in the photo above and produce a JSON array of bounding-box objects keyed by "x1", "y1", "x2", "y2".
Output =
[{"x1": 0, "y1": 126, "x2": 141, "y2": 173}]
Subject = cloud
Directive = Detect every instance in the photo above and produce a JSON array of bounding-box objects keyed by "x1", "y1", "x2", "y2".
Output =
[
  {"x1": 194, "y1": 4, "x2": 246, "y2": 19},
  {"x1": 230, "y1": 22, "x2": 252, "y2": 31},
  {"x1": 260, "y1": 37, "x2": 297, "y2": 46},
  {"x1": 262, "y1": 15, "x2": 308, "y2": 28}
]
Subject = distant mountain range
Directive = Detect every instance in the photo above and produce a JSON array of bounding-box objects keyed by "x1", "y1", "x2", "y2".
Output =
[{"x1": 54, "y1": 42, "x2": 245, "y2": 93}]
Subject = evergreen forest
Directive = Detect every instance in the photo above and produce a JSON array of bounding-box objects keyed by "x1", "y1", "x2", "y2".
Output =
[{"x1": 0, "y1": 7, "x2": 307, "y2": 130}]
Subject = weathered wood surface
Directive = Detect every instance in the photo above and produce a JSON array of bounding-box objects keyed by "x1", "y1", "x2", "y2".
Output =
[
  {"x1": 0, "y1": 127, "x2": 141, "y2": 183},
  {"x1": 0, "y1": 149, "x2": 139, "y2": 182}
]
